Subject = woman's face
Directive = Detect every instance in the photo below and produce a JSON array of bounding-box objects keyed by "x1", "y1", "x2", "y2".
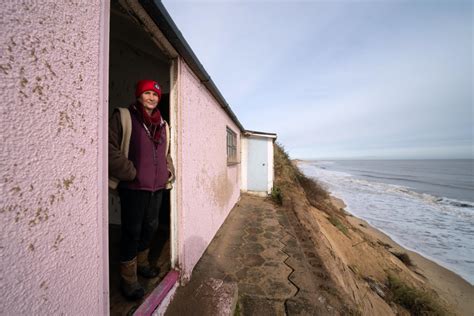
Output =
[{"x1": 138, "y1": 90, "x2": 160, "y2": 113}]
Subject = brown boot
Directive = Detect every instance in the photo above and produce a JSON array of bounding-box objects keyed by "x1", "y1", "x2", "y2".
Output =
[
  {"x1": 137, "y1": 249, "x2": 160, "y2": 278},
  {"x1": 120, "y1": 258, "x2": 145, "y2": 300}
]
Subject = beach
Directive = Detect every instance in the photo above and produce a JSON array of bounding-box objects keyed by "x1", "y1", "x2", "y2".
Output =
[
  {"x1": 330, "y1": 196, "x2": 474, "y2": 316},
  {"x1": 298, "y1": 159, "x2": 474, "y2": 285}
]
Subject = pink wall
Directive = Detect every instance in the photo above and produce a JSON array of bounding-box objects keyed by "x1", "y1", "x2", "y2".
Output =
[
  {"x1": 0, "y1": 1, "x2": 109, "y2": 314},
  {"x1": 177, "y1": 61, "x2": 241, "y2": 279}
]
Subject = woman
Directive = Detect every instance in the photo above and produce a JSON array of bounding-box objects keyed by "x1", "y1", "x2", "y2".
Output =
[{"x1": 109, "y1": 79, "x2": 175, "y2": 300}]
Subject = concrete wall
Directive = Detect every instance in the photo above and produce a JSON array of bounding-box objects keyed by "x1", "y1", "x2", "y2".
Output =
[
  {"x1": 0, "y1": 1, "x2": 109, "y2": 314},
  {"x1": 177, "y1": 60, "x2": 241, "y2": 279}
]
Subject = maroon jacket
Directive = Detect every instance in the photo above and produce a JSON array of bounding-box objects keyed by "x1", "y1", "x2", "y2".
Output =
[
  {"x1": 109, "y1": 108, "x2": 175, "y2": 191},
  {"x1": 125, "y1": 110, "x2": 169, "y2": 191}
]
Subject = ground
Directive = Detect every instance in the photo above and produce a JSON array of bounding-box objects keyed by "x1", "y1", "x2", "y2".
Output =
[{"x1": 165, "y1": 193, "x2": 359, "y2": 315}]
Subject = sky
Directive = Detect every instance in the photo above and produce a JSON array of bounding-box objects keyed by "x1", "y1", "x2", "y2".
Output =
[{"x1": 162, "y1": 0, "x2": 473, "y2": 159}]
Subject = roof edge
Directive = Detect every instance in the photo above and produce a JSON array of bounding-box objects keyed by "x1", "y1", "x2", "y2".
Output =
[
  {"x1": 138, "y1": 0, "x2": 245, "y2": 132},
  {"x1": 244, "y1": 130, "x2": 278, "y2": 139}
]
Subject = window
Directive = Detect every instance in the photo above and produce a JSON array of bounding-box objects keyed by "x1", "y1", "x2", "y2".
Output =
[{"x1": 226, "y1": 127, "x2": 237, "y2": 163}]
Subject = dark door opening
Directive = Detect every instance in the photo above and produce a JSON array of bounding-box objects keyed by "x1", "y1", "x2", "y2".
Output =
[
  {"x1": 108, "y1": 3, "x2": 173, "y2": 315},
  {"x1": 108, "y1": 97, "x2": 171, "y2": 316}
]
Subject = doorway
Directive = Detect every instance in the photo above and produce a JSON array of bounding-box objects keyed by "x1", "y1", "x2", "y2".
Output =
[
  {"x1": 108, "y1": 3, "x2": 176, "y2": 315},
  {"x1": 247, "y1": 137, "x2": 269, "y2": 192}
]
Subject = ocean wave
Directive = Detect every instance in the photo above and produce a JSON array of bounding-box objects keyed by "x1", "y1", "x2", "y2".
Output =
[
  {"x1": 298, "y1": 162, "x2": 474, "y2": 285},
  {"x1": 299, "y1": 162, "x2": 474, "y2": 214},
  {"x1": 344, "y1": 177, "x2": 474, "y2": 219},
  {"x1": 391, "y1": 188, "x2": 474, "y2": 214},
  {"x1": 437, "y1": 198, "x2": 474, "y2": 208},
  {"x1": 359, "y1": 173, "x2": 474, "y2": 192}
]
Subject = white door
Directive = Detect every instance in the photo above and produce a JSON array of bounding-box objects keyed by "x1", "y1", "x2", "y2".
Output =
[{"x1": 247, "y1": 138, "x2": 268, "y2": 191}]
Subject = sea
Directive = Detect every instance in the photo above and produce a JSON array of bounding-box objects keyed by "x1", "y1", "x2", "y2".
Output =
[{"x1": 298, "y1": 159, "x2": 474, "y2": 285}]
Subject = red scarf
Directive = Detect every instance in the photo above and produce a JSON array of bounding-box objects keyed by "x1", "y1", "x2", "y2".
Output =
[{"x1": 131, "y1": 102, "x2": 163, "y2": 143}]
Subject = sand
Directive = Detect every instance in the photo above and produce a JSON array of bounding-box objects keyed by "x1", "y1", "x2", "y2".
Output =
[{"x1": 332, "y1": 196, "x2": 474, "y2": 316}]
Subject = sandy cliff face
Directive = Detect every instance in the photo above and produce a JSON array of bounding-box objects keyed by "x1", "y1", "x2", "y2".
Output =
[{"x1": 273, "y1": 144, "x2": 463, "y2": 316}]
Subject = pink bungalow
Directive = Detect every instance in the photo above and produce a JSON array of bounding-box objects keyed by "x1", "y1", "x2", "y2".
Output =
[{"x1": 1, "y1": 1, "x2": 275, "y2": 315}]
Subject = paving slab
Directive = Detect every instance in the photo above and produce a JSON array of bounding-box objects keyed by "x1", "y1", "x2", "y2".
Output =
[{"x1": 164, "y1": 194, "x2": 333, "y2": 316}]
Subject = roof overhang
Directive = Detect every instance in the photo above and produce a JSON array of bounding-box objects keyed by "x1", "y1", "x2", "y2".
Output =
[
  {"x1": 243, "y1": 130, "x2": 278, "y2": 139},
  {"x1": 135, "y1": 0, "x2": 245, "y2": 132}
]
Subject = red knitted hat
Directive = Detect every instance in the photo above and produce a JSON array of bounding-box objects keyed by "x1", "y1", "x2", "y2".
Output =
[{"x1": 135, "y1": 80, "x2": 162, "y2": 99}]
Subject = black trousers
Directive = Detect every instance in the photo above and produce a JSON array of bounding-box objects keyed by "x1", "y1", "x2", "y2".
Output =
[{"x1": 119, "y1": 189, "x2": 163, "y2": 262}]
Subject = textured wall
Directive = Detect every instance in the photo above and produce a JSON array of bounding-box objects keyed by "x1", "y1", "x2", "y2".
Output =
[
  {"x1": 0, "y1": 1, "x2": 108, "y2": 314},
  {"x1": 178, "y1": 61, "x2": 241, "y2": 279}
]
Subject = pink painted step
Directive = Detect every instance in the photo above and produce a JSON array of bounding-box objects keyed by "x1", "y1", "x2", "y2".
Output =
[{"x1": 134, "y1": 270, "x2": 180, "y2": 316}]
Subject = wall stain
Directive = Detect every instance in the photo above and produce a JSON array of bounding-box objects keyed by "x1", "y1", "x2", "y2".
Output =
[
  {"x1": 212, "y1": 171, "x2": 234, "y2": 210},
  {"x1": 49, "y1": 175, "x2": 76, "y2": 206},
  {"x1": 28, "y1": 244, "x2": 35, "y2": 251},
  {"x1": 62, "y1": 176, "x2": 75, "y2": 190},
  {"x1": 10, "y1": 186, "x2": 21, "y2": 194},
  {"x1": 14, "y1": 209, "x2": 26, "y2": 223},
  {"x1": 58, "y1": 111, "x2": 74, "y2": 133},
  {"x1": 40, "y1": 281, "x2": 48, "y2": 289},
  {"x1": 30, "y1": 48, "x2": 38, "y2": 62},
  {"x1": 20, "y1": 77, "x2": 28, "y2": 88},
  {"x1": 1, "y1": 204, "x2": 19, "y2": 214},
  {"x1": 49, "y1": 194, "x2": 56, "y2": 205},
  {"x1": 45, "y1": 62, "x2": 56, "y2": 77},
  {"x1": 33, "y1": 84, "x2": 44, "y2": 96},
  {"x1": 0, "y1": 64, "x2": 11, "y2": 75},
  {"x1": 52, "y1": 234, "x2": 64, "y2": 250},
  {"x1": 28, "y1": 207, "x2": 49, "y2": 227}
]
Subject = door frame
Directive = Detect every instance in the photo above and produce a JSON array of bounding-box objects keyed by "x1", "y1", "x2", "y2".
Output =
[{"x1": 103, "y1": 1, "x2": 181, "y2": 312}]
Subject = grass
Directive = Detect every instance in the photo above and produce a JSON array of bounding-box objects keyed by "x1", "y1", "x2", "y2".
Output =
[
  {"x1": 328, "y1": 215, "x2": 349, "y2": 236},
  {"x1": 270, "y1": 186, "x2": 283, "y2": 205},
  {"x1": 392, "y1": 252, "x2": 413, "y2": 267},
  {"x1": 295, "y1": 170, "x2": 331, "y2": 210},
  {"x1": 293, "y1": 164, "x2": 348, "y2": 220},
  {"x1": 234, "y1": 301, "x2": 241, "y2": 316},
  {"x1": 386, "y1": 274, "x2": 446, "y2": 316},
  {"x1": 274, "y1": 143, "x2": 351, "y2": 237}
]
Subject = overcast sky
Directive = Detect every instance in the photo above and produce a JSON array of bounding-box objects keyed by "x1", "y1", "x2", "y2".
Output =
[{"x1": 162, "y1": 0, "x2": 472, "y2": 159}]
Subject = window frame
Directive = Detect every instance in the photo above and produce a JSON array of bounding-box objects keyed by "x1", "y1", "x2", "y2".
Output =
[{"x1": 226, "y1": 127, "x2": 238, "y2": 164}]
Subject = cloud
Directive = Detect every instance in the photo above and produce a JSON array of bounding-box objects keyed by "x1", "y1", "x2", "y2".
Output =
[{"x1": 163, "y1": 0, "x2": 473, "y2": 159}]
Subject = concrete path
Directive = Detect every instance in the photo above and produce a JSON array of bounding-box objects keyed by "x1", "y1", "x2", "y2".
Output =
[{"x1": 165, "y1": 193, "x2": 333, "y2": 315}]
